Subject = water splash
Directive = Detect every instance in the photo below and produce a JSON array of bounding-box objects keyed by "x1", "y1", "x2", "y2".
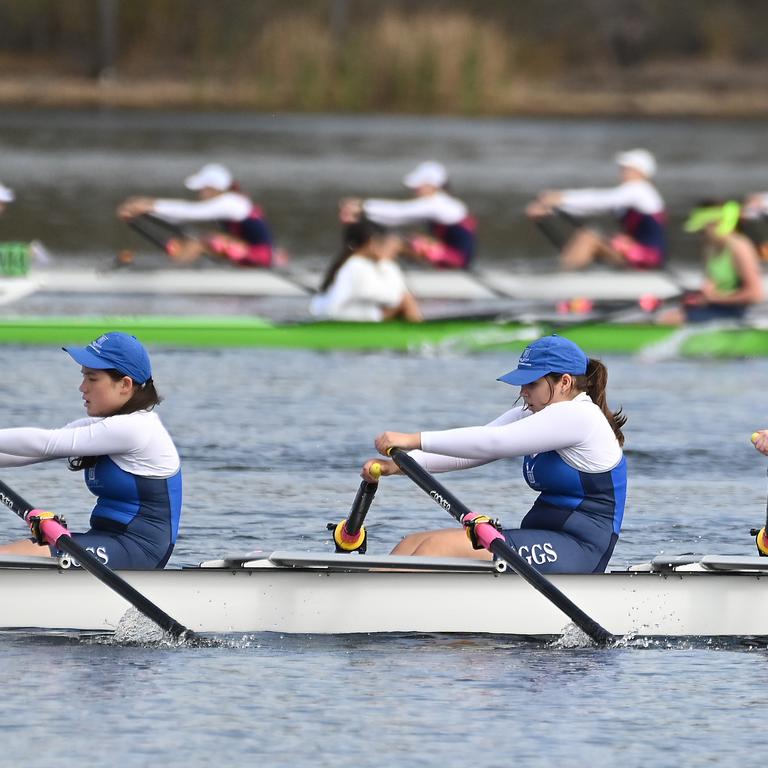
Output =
[
  {"x1": 551, "y1": 625, "x2": 659, "y2": 650},
  {"x1": 85, "y1": 608, "x2": 223, "y2": 648},
  {"x1": 550, "y1": 623, "x2": 599, "y2": 649}
]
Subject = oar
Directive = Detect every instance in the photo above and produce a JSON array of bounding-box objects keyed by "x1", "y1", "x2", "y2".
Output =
[
  {"x1": 532, "y1": 208, "x2": 584, "y2": 253},
  {"x1": 128, "y1": 213, "x2": 187, "y2": 255},
  {"x1": 126, "y1": 214, "x2": 314, "y2": 293},
  {"x1": 750, "y1": 432, "x2": 768, "y2": 556},
  {"x1": 328, "y1": 462, "x2": 381, "y2": 553},
  {"x1": 0, "y1": 478, "x2": 198, "y2": 641},
  {"x1": 388, "y1": 448, "x2": 615, "y2": 645}
]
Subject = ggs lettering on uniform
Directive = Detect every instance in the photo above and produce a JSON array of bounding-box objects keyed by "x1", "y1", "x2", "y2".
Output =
[
  {"x1": 516, "y1": 542, "x2": 558, "y2": 566},
  {"x1": 63, "y1": 546, "x2": 110, "y2": 569}
]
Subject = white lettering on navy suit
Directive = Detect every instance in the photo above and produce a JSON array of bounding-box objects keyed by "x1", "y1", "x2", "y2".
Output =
[{"x1": 516, "y1": 542, "x2": 558, "y2": 565}]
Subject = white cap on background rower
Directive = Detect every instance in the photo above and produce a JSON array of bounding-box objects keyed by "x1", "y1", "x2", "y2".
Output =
[{"x1": 403, "y1": 161, "x2": 448, "y2": 189}]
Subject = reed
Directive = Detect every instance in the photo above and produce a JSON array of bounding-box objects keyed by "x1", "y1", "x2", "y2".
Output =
[
  {"x1": 2, "y1": 2, "x2": 768, "y2": 114},
  {"x1": 219, "y1": 10, "x2": 515, "y2": 113}
]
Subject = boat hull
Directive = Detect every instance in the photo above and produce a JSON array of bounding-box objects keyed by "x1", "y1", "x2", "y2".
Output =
[{"x1": 2, "y1": 553, "x2": 767, "y2": 638}]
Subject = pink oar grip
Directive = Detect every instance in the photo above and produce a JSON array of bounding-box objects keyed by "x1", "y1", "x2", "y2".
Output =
[
  {"x1": 463, "y1": 512, "x2": 504, "y2": 549},
  {"x1": 27, "y1": 509, "x2": 71, "y2": 548}
]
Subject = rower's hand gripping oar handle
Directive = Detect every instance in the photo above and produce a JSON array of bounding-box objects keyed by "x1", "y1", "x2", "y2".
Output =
[
  {"x1": 750, "y1": 433, "x2": 768, "y2": 556},
  {"x1": 0, "y1": 483, "x2": 75, "y2": 552},
  {"x1": 328, "y1": 462, "x2": 381, "y2": 553},
  {"x1": 387, "y1": 447, "x2": 615, "y2": 646}
]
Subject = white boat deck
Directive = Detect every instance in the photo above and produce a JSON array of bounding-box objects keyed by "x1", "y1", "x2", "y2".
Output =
[{"x1": 0, "y1": 266, "x2": 710, "y2": 303}]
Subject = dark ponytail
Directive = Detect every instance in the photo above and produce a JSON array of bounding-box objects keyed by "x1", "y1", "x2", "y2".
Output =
[
  {"x1": 319, "y1": 217, "x2": 388, "y2": 292},
  {"x1": 68, "y1": 370, "x2": 162, "y2": 471},
  {"x1": 573, "y1": 358, "x2": 626, "y2": 446}
]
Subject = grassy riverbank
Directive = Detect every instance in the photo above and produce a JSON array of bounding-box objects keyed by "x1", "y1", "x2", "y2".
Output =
[
  {"x1": 2, "y1": 3, "x2": 768, "y2": 117},
  {"x1": 3, "y1": 65, "x2": 768, "y2": 117}
]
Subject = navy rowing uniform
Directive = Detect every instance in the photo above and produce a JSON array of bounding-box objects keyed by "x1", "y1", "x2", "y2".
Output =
[
  {"x1": 504, "y1": 450, "x2": 627, "y2": 573},
  {"x1": 0, "y1": 410, "x2": 182, "y2": 569},
  {"x1": 55, "y1": 456, "x2": 183, "y2": 570},
  {"x1": 416, "y1": 392, "x2": 627, "y2": 574}
]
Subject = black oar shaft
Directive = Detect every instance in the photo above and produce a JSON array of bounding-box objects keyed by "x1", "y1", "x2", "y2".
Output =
[
  {"x1": 54, "y1": 535, "x2": 189, "y2": 637},
  {"x1": 330, "y1": 464, "x2": 381, "y2": 553},
  {"x1": 389, "y1": 448, "x2": 614, "y2": 645},
  {"x1": 0, "y1": 480, "x2": 34, "y2": 521},
  {"x1": 346, "y1": 480, "x2": 378, "y2": 536},
  {"x1": 0, "y1": 479, "x2": 194, "y2": 640},
  {"x1": 128, "y1": 214, "x2": 186, "y2": 253}
]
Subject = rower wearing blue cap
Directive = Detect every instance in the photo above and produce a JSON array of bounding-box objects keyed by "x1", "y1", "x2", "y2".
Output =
[
  {"x1": 361, "y1": 335, "x2": 627, "y2": 574},
  {"x1": 0, "y1": 332, "x2": 182, "y2": 569}
]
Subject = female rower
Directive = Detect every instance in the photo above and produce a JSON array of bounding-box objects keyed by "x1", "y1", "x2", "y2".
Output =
[
  {"x1": 526, "y1": 148, "x2": 667, "y2": 271},
  {"x1": 117, "y1": 162, "x2": 286, "y2": 268},
  {"x1": 310, "y1": 218, "x2": 422, "y2": 322},
  {"x1": 0, "y1": 332, "x2": 182, "y2": 569},
  {"x1": 339, "y1": 161, "x2": 476, "y2": 270},
  {"x1": 658, "y1": 201, "x2": 763, "y2": 325},
  {"x1": 361, "y1": 335, "x2": 627, "y2": 573}
]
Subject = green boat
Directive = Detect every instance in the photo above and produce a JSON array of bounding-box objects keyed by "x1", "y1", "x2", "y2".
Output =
[{"x1": 0, "y1": 314, "x2": 766, "y2": 357}]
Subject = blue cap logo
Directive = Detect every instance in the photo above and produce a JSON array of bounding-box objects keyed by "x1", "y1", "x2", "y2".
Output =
[
  {"x1": 497, "y1": 335, "x2": 587, "y2": 386},
  {"x1": 63, "y1": 332, "x2": 152, "y2": 385}
]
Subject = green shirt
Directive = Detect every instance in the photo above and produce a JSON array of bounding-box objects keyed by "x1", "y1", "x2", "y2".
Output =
[{"x1": 706, "y1": 245, "x2": 741, "y2": 294}]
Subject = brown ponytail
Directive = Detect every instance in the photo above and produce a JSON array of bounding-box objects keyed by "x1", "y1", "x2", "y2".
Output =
[
  {"x1": 544, "y1": 359, "x2": 626, "y2": 445},
  {"x1": 573, "y1": 358, "x2": 626, "y2": 446}
]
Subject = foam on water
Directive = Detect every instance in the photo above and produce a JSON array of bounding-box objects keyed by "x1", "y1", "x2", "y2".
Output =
[{"x1": 86, "y1": 607, "x2": 224, "y2": 648}]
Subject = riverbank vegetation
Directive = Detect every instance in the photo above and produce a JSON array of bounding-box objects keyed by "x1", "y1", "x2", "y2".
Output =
[{"x1": 1, "y1": 0, "x2": 767, "y2": 115}]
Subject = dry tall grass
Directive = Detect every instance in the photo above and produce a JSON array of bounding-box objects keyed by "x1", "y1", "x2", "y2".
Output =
[
  {"x1": 3, "y1": 3, "x2": 768, "y2": 114},
  {"x1": 208, "y1": 10, "x2": 516, "y2": 113}
]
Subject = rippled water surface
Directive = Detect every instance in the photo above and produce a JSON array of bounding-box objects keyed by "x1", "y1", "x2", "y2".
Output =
[{"x1": 0, "y1": 346, "x2": 766, "y2": 767}]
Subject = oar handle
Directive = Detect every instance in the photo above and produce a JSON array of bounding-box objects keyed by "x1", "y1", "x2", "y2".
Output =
[
  {"x1": 330, "y1": 463, "x2": 381, "y2": 553},
  {"x1": 388, "y1": 448, "x2": 614, "y2": 646},
  {"x1": 751, "y1": 432, "x2": 768, "y2": 556},
  {"x1": 346, "y1": 463, "x2": 381, "y2": 535}
]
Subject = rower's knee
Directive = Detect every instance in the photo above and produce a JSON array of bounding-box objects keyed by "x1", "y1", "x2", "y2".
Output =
[{"x1": 390, "y1": 532, "x2": 424, "y2": 555}]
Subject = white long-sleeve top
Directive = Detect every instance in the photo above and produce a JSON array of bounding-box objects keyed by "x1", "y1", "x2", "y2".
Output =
[
  {"x1": 309, "y1": 255, "x2": 408, "y2": 321},
  {"x1": 0, "y1": 411, "x2": 180, "y2": 478},
  {"x1": 558, "y1": 179, "x2": 664, "y2": 217},
  {"x1": 410, "y1": 393, "x2": 622, "y2": 474},
  {"x1": 152, "y1": 192, "x2": 252, "y2": 223},
  {"x1": 363, "y1": 191, "x2": 467, "y2": 227}
]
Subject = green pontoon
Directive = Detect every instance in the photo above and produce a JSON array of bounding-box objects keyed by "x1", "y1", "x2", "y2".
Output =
[{"x1": 0, "y1": 315, "x2": 766, "y2": 357}]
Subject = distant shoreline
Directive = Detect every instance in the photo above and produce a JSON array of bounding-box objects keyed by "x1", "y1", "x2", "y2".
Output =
[{"x1": 2, "y1": 76, "x2": 768, "y2": 118}]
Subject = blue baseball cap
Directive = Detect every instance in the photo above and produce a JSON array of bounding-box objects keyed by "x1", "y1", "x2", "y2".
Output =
[
  {"x1": 497, "y1": 335, "x2": 588, "y2": 386},
  {"x1": 63, "y1": 332, "x2": 152, "y2": 385}
]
